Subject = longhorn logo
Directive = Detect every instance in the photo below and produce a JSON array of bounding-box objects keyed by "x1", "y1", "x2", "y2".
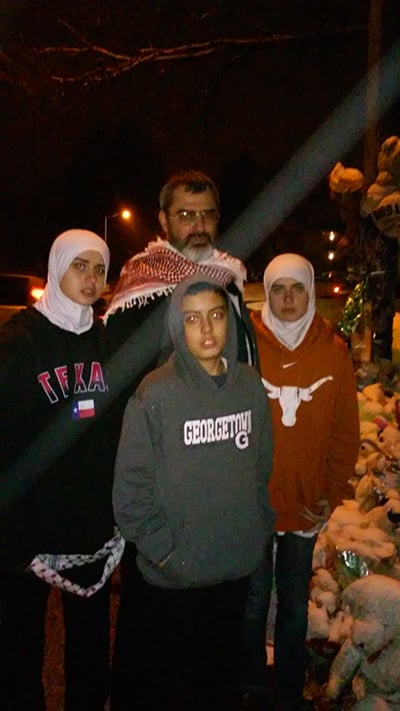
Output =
[{"x1": 262, "y1": 376, "x2": 333, "y2": 427}]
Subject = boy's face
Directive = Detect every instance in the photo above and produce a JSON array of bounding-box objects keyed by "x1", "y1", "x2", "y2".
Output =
[{"x1": 181, "y1": 289, "x2": 228, "y2": 375}]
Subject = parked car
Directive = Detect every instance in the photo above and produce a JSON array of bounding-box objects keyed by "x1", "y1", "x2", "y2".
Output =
[
  {"x1": 0, "y1": 272, "x2": 46, "y2": 326},
  {"x1": 315, "y1": 270, "x2": 356, "y2": 299}
]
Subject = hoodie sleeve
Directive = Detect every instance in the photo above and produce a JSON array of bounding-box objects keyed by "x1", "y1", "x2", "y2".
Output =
[
  {"x1": 113, "y1": 387, "x2": 175, "y2": 565},
  {"x1": 0, "y1": 319, "x2": 37, "y2": 569},
  {"x1": 324, "y1": 338, "x2": 359, "y2": 509}
]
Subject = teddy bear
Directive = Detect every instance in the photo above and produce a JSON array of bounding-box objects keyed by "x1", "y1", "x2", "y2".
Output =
[
  {"x1": 325, "y1": 574, "x2": 400, "y2": 710},
  {"x1": 325, "y1": 499, "x2": 397, "y2": 566},
  {"x1": 308, "y1": 568, "x2": 354, "y2": 644},
  {"x1": 361, "y1": 135, "x2": 400, "y2": 239}
]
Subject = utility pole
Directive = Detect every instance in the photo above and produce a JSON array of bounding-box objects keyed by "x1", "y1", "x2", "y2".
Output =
[{"x1": 363, "y1": 0, "x2": 383, "y2": 187}]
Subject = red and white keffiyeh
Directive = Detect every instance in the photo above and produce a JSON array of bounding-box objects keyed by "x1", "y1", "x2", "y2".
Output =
[{"x1": 104, "y1": 238, "x2": 246, "y2": 321}]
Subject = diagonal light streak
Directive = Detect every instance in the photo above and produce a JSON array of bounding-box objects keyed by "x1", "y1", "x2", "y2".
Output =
[{"x1": 219, "y1": 38, "x2": 400, "y2": 262}]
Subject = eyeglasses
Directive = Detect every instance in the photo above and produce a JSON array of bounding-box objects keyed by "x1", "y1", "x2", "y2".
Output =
[{"x1": 167, "y1": 209, "x2": 220, "y2": 224}]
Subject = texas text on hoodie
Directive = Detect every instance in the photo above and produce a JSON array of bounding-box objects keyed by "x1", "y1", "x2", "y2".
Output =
[
  {"x1": 1, "y1": 307, "x2": 115, "y2": 569},
  {"x1": 113, "y1": 275, "x2": 275, "y2": 589}
]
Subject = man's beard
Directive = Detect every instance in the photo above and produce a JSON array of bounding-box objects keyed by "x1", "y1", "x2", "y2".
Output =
[{"x1": 176, "y1": 232, "x2": 215, "y2": 263}]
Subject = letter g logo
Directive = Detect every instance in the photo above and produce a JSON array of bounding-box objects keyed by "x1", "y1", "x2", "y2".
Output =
[{"x1": 235, "y1": 430, "x2": 249, "y2": 450}]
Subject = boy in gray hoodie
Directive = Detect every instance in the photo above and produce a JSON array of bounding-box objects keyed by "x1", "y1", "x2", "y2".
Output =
[{"x1": 113, "y1": 274, "x2": 274, "y2": 710}]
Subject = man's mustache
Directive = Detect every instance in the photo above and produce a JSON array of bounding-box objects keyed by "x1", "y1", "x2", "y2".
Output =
[{"x1": 185, "y1": 232, "x2": 213, "y2": 244}]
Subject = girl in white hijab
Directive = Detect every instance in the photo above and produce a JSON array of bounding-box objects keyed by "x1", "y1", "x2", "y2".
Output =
[
  {"x1": 244, "y1": 254, "x2": 360, "y2": 711},
  {"x1": 261, "y1": 252, "x2": 315, "y2": 350},
  {"x1": 242, "y1": 251, "x2": 359, "y2": 709},
  {"x1": 1, "y1": 228, "x2": 123, "y2": 710},
  {"x1": 35, "y1": 228, "x2": 110, "y2": 334}
]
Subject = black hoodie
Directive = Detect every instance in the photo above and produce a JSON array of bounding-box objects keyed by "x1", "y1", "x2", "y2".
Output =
[
  {"x1": 1, "y1": 307, "x2": 115, "y2": 570},
  {"x1": 113, "y1": 274, "x2": 275, "y2": 589}
]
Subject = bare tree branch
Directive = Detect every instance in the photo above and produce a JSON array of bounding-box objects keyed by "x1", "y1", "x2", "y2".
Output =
[{"x1": 35, "y1": 23, "x2": 365, "y2": 86}]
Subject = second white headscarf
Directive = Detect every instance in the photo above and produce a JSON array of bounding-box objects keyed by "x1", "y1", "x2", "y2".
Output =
[{"x1": 261, "y1": 253, "x2": 316, "y2": 351}]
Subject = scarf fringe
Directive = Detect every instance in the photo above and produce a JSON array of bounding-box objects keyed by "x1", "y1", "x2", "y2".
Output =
[{"x1": 104, "y1": 285, "x2": 176, "y2": 322}]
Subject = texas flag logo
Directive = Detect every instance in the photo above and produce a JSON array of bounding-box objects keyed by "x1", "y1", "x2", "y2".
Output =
[{"x1": 72, "y1": 399, "x2": 95, "y2": 419}]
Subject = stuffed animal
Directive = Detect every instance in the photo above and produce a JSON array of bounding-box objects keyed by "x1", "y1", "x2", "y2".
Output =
[
  {"x1": 357, "y1": 384, "x2": 399, "y2": 426},
  {"x1": 326, "y1": 574, "x2": 400, "y2": 709},
  {"x1": 353, "y1": 435, "x2": 380, "y2": 481},
  {"x1": 378, "y1": 423, "x2": 400, "y2": 462},
  {"x1": 308, "y1": 568, "x2": 353, "y2": 644},
  {"x1": 326, "y1": 500, "x2": 397, "y2": 566}
]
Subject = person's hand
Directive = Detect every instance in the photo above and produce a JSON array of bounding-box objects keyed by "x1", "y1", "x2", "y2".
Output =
[{"x1": 301, "y1": 498, "x2": 331, "y2": 531}]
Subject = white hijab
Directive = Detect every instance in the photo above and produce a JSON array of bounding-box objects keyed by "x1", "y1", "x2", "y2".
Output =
[
  {"x1": 261, "y1": 253, "x2": 316, "y2": 351},
  {"x1": 35, "y1": 229, "x2": 110, "y2": 334}
]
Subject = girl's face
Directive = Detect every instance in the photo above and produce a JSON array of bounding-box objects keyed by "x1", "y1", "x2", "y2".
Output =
[
  {"x1": 268, "y1": 277, "x2": 309, "y2": 322},
  {"x1": 60, "y1": 250, "x2": 106, "y2": 306}
]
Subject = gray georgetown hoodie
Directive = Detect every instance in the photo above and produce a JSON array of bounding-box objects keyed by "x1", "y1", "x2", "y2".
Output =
[{"x1": 113, "y1": 274, "x2": 275, "y2": 588}]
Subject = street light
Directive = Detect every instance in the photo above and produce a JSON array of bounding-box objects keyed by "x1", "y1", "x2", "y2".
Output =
[{"x1": 104, "y1": 209, "x2": 131, "y2": 243}]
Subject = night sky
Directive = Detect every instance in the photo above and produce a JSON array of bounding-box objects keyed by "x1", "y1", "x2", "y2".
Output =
[{"x1": 1, "y1": 0, "x2": 399, "y2": 280}]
